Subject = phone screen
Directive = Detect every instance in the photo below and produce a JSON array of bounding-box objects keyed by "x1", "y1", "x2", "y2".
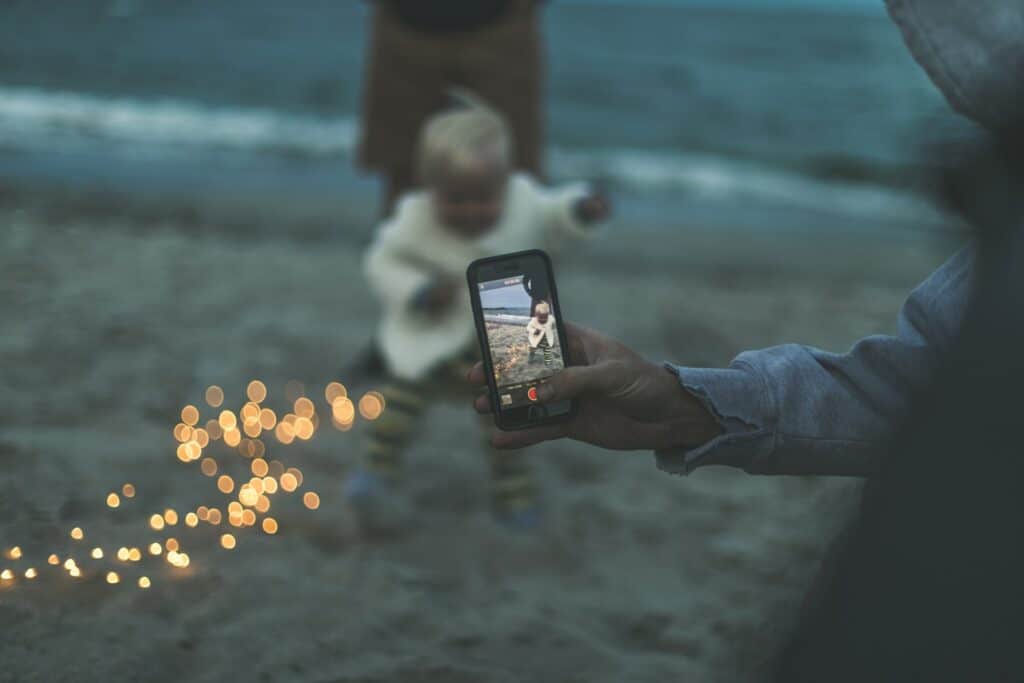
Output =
[{"x1": 477, "y1": 271, "x2": 565, "y2": 411}]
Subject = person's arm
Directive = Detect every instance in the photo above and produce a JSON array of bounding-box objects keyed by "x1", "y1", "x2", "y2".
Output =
[
  {"x1": 657, "y1": 247, "x2": 972, "y2": 477},
  {"x1": 525, "y1": 175, "x2": 610, "y2": 243}
]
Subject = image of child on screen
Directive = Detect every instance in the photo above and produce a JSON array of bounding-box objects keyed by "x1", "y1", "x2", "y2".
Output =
[
  {"x1": 526, "y1": 301, "x2": 556, "y2": 367},
  {"x1": 481, "y1": 277, "x2": 564, "y2": 393}
]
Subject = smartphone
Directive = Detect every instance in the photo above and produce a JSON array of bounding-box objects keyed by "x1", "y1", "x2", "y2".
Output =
[{"x1": 467, "y1": 249, "x2": 574, "y2": 430}]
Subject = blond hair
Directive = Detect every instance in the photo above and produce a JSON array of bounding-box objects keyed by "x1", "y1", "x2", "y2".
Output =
[
  {"x1": 416, "y1": 89, "x2": 513, "y2": 185},
  {"x1": 534, "y1": 301, "x2": 550, "y2": 315}
]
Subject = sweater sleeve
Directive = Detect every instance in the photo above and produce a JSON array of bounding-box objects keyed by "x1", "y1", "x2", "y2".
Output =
[
  {"x1": 655, "y1": 247, "x2": 972, "y2": 477},
  {"x1": 363, "y1": 203, "x2": 433, "y2": 312}
]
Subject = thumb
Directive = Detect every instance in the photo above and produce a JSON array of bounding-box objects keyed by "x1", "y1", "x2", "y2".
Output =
[{"x1": 536, "y1": 363, "x2": 613, "y2": 403}]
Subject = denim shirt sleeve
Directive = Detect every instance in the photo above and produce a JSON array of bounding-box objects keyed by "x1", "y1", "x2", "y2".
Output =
[{"x1": 655, "y1": 247, "x2": 972, "y2": 477}]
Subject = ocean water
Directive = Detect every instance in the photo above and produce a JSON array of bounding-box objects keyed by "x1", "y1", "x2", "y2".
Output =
[{"x1": 0, "y1": 1, "x2": 974, "y2": 232}]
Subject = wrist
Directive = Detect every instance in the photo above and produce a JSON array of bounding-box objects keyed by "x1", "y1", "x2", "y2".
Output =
[{"x1": 656, "y1": 364, "x2": 722, "y2": 448}]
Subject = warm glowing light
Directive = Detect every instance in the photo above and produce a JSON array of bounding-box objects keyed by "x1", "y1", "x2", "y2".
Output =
[
  {"x1": 294, "y1": 396, "x2": 315, "y2": 418},
  {"x1": 248, "y1": 477, "x2": 265, "y2": 494},
  {"x1": 227, "y1": 501, "x2": 243, "y2": 516},
  {"x1": 259, "y1": 408, "x2": 277, "y2": 430},
  {"x1": 288, "y1": 467, "x2": 304, "y2": 487},
  {"x1": 295, "y1": 416, "x2": 314, "y2": 440},
  {"x1": 70, "y1": 567, "x2": 81, "y2": 578},
  {"x1": 274, "y1": 421, "x2": 295, "y2": 445},
  {"x1": 181, "y1": 404, "x2": 200, "y2": 426},
  {"x1": 7, "y1": 546, "x2": 21, "y2": 560},
  {"x1": 238, "y1": 486, "x2": 258, "y2": 507},
  {"x1": 201, "y1": 457, "x2": 218, "y2": 477},
  {"x1": 184, "y1": 440, "x2": 201, "y2": 461},
  {"x1": 106, "y1": 492, "x2": 120, "y2": 508},
  {"x1": 262, "y1": 476, "x2": 278, "y2": 494},
  {"x1": 196, "y1": 506, "x2": 209, "y2": 521},
  {"x1": 250, "y1": 458, "x2": 268, "y2": 478},
  {"x1": 280, "y1": 472, "x2": 298, "y2": 493},
  {"x1": 285, "y1": 380, "x2": 304, "y2": 402},
  {"x1": 255, "y1": 495, "x2": 271, "y2": 513},
  {"x1": 205, "y1": 385, "x2": 224, "y2": 408},
  {"x1": 207, "y1": 508, "x2": 222, "y2": 525},
  {"x1": 224, "y1": 428, "x2": 241, "y2": 447},
  {"x1": 163, "y1": 509, "x2": 179, "y2": 526},
  {"x1": 165, "y1": 538, "x2": 179, "y2": 552},
  {"x1": 243, "y1": 420, "x2": 262, "y2": 438},
  {"x1": 358, "y1": 392, "x2": 385, "y2": 420},
  {"x1": 331, "y1": 397, "x2": 355, "y2": 424},
  {"x1": 303, "y1": 491, "x2": 321, "y2": 510},
  {"x1": 185, "y1": 512, "x2": 199, "y2": 527},
  {"x1": 130, "y1": 548, "x2": 143, "y2": 562},
  {"x1": 149, "y1": 542, "x2": 162, "y2": 555},
  {"x1": 241, "y1": 509, "x2": 256, "y2": 526},
  {"x1": 262, "y1": 517, "x2": 278, "y2": 534},
  {"x1": 206, "y1": 419, "x2": 223, "y2": 440},
  {"x1": 122, "y1": 483, "x2": 136, "y2": 498},
  {"x1": 174, "y1": 423, "x2": 192, "y2": 443},
  {"x1": 91, "y1": 547, "x2": 103, "y2": 559},
  {"x1": 218, "y1": 410, "x2": 237, "y2": 431},
  {"x1": 106, "y1": 571, "x2": 120, "y2": 584},
  {"x1": 246, "y1": 380, "x2": 267, "y2": 403},
  {"x1": 1, "y1": 569, "x2": 13, "y2": 581},
  {"x1": 220, "y1": 534, "x2": 236, "y2": 549},
  {"x1": 241, "y1": 401, "x2": 259, "y2": 420},
  {"x1": 47, "y1": 554, "x2": 59, "y2": 566},
  {"x1": 117, "y1": 547, "x2": 130, "y2": 562},
  {"x1": 70, "y1": 527, "x2": 84, "y2": 540},
  {"x1": 149, "y1": 514, "x2": 165, "y2": 530},
  {"x1": 138, "y1": 576, "x2": 151, "y2": 589},
  {"x1": 325, "y1": 381, "x2": 347, "y2": 404},
  {"x1": 193, "y1": 428, "x2": 210, "y2": 448},
  {"x1": 217, "y1": 475, "x2": 235, "y2": 494},
  {"x1": 63, "y1": 559, "x2": 76, "y2": 570},
  {"x1": 25, "y1": 568, "x2": 36, "y2": 579}
]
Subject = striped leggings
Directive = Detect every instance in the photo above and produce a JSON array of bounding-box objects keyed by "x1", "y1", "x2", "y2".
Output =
[{"x1": 364, "y1": 348, "x2": 537, "y2": 514}]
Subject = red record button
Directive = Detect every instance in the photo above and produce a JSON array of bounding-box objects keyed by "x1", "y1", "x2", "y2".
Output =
[{"x1": 527, "y1": 386, "x2": 539, "y2": 402}]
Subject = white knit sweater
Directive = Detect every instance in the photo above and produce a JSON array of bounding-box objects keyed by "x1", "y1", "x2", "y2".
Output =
[{"x1": 364, "y1": 173, "x2": 590, "y2": 380}]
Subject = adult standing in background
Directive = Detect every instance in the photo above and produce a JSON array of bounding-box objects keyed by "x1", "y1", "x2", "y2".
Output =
[{"x1": 358, "y1": 0, "x2": 547, "y2": 217}]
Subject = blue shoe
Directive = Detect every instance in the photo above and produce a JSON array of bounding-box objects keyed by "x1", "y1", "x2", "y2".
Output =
[{"x1": 343, "y1": 469, "x2": 410, "y2": 536}]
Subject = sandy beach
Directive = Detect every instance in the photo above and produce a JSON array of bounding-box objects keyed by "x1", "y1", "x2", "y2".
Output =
[{"x1": 0, "y1": 191, "x2": 963, "y2": 681}]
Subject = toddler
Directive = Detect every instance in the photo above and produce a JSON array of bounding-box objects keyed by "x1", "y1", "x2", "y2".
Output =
[
  {"x1": 347, "y1": 91, "x2": 609, "y2": 532},
  {"x1": 527, "y1": 301, "x2": 556, "y2": 367}
]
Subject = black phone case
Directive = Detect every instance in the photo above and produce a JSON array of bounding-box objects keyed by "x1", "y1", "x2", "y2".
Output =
[{"x1": 466, "y1": 249, "x2": 576, "y2": 431}]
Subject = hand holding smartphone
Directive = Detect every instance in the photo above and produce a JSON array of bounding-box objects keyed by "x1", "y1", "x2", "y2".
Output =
[{"x1": 467, "y1": 250, "x2": 574, "y2": 430}]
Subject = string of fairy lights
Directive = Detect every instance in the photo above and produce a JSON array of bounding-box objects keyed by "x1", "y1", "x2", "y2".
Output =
[{"x1": 0, "y1": 380, "x2": 385, "y2": 591}]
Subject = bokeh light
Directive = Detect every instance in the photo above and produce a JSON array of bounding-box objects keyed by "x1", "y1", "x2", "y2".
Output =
[
  {"x1": 217, "y1": 475, "x2": 235, "y2": 494},
  {"x1": 106, "y1": 571, "x2": 120, "y2": 585},
  {"x1": 138, "y1": 576, "x2": 151, "y2": 589},
  {"x1": 205, "y1": 385, "x2": 224, "y2": 408},
  {"x1": 303, "y1": 492, "x2": 320, "y2": 510},
  {"x1": 181, "y1": 404, "x2": 200, "y2": 426},
  {"x1": 325, "y1": 381, "x2": 347, "y2": 404},
  {"x1": 262, "y1": 517, "x2": 278, "y2": 534},
  {"x1": 220, "y1": 534, "x2": 236, "y2": 550},
  {"x1": 246, "y1": 380, "x2": 267, "y2": 403},
  {"x1": 91, "y1": 547, "x2": 104, "y2": 559},
  {"x1": 200, "y1": 457, "x2": 218, "y2": 477},
  {"x1": 7, "y1": 546, "x2": 21, "y2": 560},
  {"x1": 122, "y1": 483, "x2": 136, "y2": 498},
  {"x1": 106, "y1": 492, "x2": 120, "y2": 508},
  {"x1": 163, "y1": 509, "x2": 179, "y2": 526},
  {"x1": 149, "y1": 514, "x2": 165, "y2": 531},
  {"x1": 70, "y1": 527, "x2": 84, "y2": 540},
  {"x1": 358, "y1": 391, "x2": 385, "y2": 420}
]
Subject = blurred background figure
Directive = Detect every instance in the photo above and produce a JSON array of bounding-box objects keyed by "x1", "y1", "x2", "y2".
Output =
[{"x1": 358, "y1": 0, "x2": 547, "y2": 216}]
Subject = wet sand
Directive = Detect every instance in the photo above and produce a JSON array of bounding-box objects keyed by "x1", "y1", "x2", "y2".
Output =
[{"x1": 0, "y1": 198, "x2": 961, "y2": 682}]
